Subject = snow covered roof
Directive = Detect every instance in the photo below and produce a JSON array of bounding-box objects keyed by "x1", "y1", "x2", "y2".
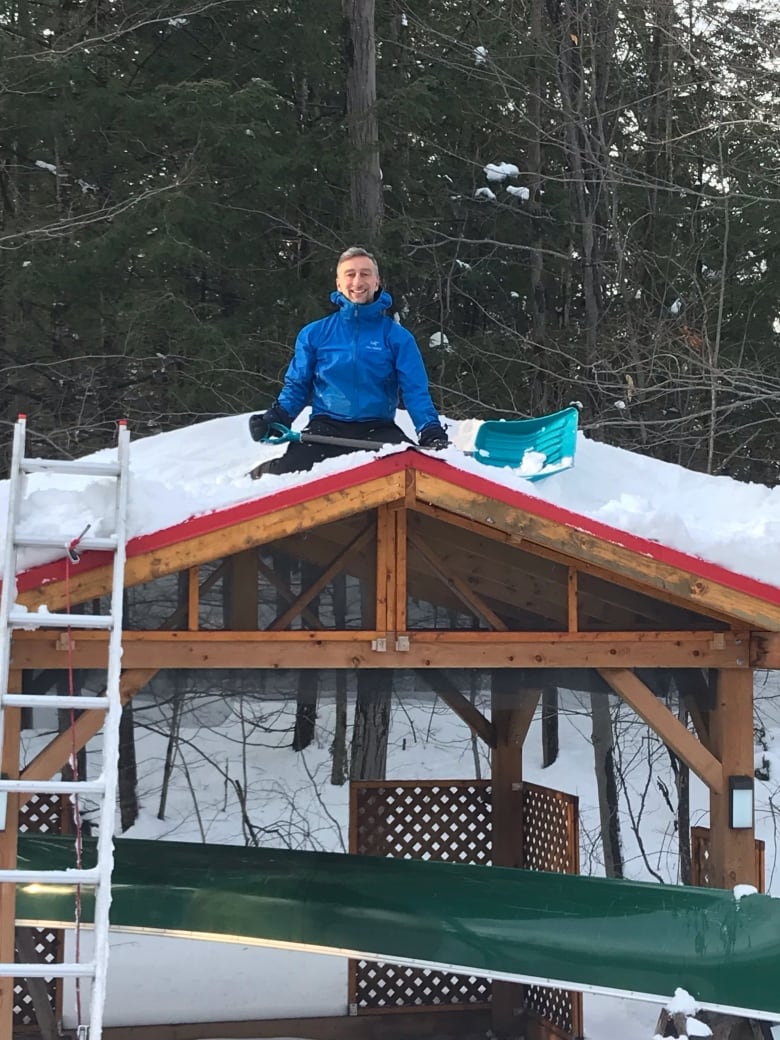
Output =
[{"x1": 3, "y1": 413, "x2": 780, "y2": 625}]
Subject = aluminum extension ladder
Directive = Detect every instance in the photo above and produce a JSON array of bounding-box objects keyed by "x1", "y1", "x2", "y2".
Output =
[{"x1": 0, "y1": 414, "x2": 130, "y2": 1040}]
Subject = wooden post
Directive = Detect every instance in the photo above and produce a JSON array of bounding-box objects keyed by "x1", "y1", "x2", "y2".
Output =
[
  {"x1": 393, "y1": 505, "x2": 407, "y2": 636},
  {"x1": 708, "y1": 668, "x2": 757, "y2": 888},
  {"x1": 375, "y1": 504, "x2": 407, "y2": 639},
  {"x1": 490, "y1": 672, "x2": 541, "y2": 1039},
  {"x1": 375, "y1": 505, "x2": 392, "y2": 636},
  {"x1": 0, "y1": 671, "x2": 22, "y2": 1040}
]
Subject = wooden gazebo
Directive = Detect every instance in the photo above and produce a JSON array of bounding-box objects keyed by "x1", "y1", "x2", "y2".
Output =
[{"x1": 2, "y1": 447, "x2": 778, "y2": 1038}]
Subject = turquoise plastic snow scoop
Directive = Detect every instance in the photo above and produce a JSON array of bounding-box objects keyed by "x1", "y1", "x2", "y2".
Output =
[{"x1": 472, "y1": 406, "x2": 579, "y2": 480}]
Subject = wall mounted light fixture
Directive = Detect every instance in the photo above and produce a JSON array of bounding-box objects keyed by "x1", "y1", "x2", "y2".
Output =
[{"x1": 728, "y1": 774, "x2": 754, "y2": 830}]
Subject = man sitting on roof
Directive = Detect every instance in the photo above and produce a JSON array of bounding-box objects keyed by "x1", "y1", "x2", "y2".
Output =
[{"x1": 248, "y1": 247, "x2": 448, "y2": 475}]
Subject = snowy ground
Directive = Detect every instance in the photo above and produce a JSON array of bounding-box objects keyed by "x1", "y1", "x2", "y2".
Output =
[{"x1": 27, "y1": 677, "x2": 780, "y2": 1039}]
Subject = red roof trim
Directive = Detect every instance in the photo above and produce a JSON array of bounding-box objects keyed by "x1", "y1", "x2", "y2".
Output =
[{"x1": 12, "y1": 451, "x2": 780, "y2": 608}]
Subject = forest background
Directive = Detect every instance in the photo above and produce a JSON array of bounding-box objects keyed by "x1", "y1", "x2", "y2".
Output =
[{"x1": 2, "y1": 0, "x2": 780, "y2": 481}]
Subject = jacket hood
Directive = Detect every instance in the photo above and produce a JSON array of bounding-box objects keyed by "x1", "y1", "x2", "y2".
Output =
[{"x1": 330, "y1": 288, "x2": 393, "y2": 317}]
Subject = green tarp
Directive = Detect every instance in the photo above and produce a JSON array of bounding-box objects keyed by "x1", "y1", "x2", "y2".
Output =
[{"x1": 16, "y1": 834, "x2": 780, "y2": 1020}]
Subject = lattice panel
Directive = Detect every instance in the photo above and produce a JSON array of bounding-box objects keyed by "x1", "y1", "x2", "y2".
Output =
[
  {"x1": 353, "y1": 961, "x2": 490, "y2": 1010},
  {"x1": 692, "y1": 827, "x2": 714, "y2": 888},
  {"x1": 526, "y1": 982, "x2": 577, "y2": 1037},
  {"x1": 523, "y1": 784, "x2": 579, "y2": 874},
  {"x1": 19, "y1": 793, "x2": 70, "y2": 835},
  {"x1": 13, "y1": 929, "x2": 61, "y2": 1028},
  {"x1": 350, "y1": 778, "x2": 580, "y2": 1038},
  {"x1": 691, "y1": 826, "x2": 765, "y2": 892},
  {"x1": 15, "y1": 794, "x2": 66, "y2": 1032},
  {"x1": 352, "y1": 781, "x2": 491, "y2": 862}
]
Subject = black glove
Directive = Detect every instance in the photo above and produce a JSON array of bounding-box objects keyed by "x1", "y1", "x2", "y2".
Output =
[
  {"x1": 248, "y1": 403, "x2": 291, "y2": 442},
  {"x1": 418, "y1": 422, "x2": 449, "y2": 449}
]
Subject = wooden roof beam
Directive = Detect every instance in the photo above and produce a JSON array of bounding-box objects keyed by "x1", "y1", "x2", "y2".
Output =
[{"x1": 11, "y1": 629, "x2": 750, "y2": 671}]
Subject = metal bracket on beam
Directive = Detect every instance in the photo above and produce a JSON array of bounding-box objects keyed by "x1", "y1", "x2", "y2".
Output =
[
  {"x1": 371, "y1": 638, "x2": 387, "y2": 652},
  {"x1": 395, "y1": 636, "x2": 410, "y2": 652}
]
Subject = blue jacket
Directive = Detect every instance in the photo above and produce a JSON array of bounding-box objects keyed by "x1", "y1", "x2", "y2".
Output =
[{"x1": 276, "y1": 290, "x2": 441, "y2": 433}]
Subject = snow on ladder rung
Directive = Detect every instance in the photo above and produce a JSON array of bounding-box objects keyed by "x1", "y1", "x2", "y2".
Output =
[
  {"x1": 9, "y1": 610, "x2": 114, "y2": 630},
  {"x1": 21, "y1": 458, "x2": 121, "y2": 477},
  {"x1": 0, "y1": 961, "x2": 97, "y2": 978},
  {"x1": 0, "y1": 777, "x2": 105, "y2": 795},
  {"x1": 0, "y1": 867, "x2": 100, "y2": 884},
  {"x1": 2, "y1": 694, "x2": 109, "y2": 710},
  {"x1": 14, "y1": 534, "x2": 118, "y2": 552}
]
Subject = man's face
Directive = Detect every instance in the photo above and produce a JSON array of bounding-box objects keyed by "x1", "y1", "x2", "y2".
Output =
[{"x1": 336, "y1": 255, "x2": 380, "y2": 304}]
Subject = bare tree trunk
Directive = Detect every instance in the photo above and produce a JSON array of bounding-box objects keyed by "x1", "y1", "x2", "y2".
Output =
[
  {"x1": 542, "y1": 685, "x2": 559, "y2": 767},
  {"x1": 158, "y1": 574, "x2": 188, "y2": 820},
  {"x1": 674, "y1": 702, "x2": 692, "y2": 885},
  {"x1": 590, "y1": 691, "x2": 623, "y2": 877},
  {"x1": 157, "y1": 682, "x2": 183, "y2": 821},
  {"x1": 292, "y1": 562, "x2": 320, "y2": 751},
  {"x1": 342, "y1": 0, "x2": 383, "y2": 243},
  {"x1": 293, "y1": 670, "x2": 318, "y2": 751},
  {"x1": 350, "y1": 577, "x2": 391, "y2": 779},
  {"x1": 118, "y1": 700, "x2": 138, "y2": 832},
  {"x1": 330, "y1": 575, "x2": 349, "y2": 785},
  {"x1": 528, "y1": 0, "x2": 546, "y2": 346},
  {"x1": 350, "y1": 670, "x2": 392, "y2": 779}
]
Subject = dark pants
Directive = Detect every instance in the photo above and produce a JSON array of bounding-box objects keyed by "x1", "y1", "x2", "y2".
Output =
[{"x1": 260, "y1": 417, "x2": 411, "y2": 476}]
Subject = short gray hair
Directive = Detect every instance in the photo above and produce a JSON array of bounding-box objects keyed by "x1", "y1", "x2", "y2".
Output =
[{"x1": 336, "y1": 246, "x2": 380, "y2": 276}]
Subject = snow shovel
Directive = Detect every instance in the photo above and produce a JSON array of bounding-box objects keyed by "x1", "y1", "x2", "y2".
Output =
[{"x1": 470, "y1": 405, "x2": 579, "y2": 480}]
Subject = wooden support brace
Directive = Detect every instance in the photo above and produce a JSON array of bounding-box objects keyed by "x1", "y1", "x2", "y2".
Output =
[{"x1": 598, "y1": 667, "x2": 723, "y2": 793}]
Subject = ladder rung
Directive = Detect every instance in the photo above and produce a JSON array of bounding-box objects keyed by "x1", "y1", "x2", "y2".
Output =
[
  {"x1": 9, "y1": 611, "x2": 114, "y2": 630},
  {"x1": 0, "y1": 778, "x2": 105, "y2": 795},
  {"x1": 0, "y1": 867, "x2": 100, "y2": 884},
  {"x1": 2, "y1": 694, "x2": 108, "y2": 710},
  {"x1": 22, "y1": 458, "x2": 120, "y2": 477},
  {"x1": 14, "y1": 534, "x2": 118, "y2": 552},
  {"x1": 0, "y1": 961, "x2": 97, "y2": 978}
]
